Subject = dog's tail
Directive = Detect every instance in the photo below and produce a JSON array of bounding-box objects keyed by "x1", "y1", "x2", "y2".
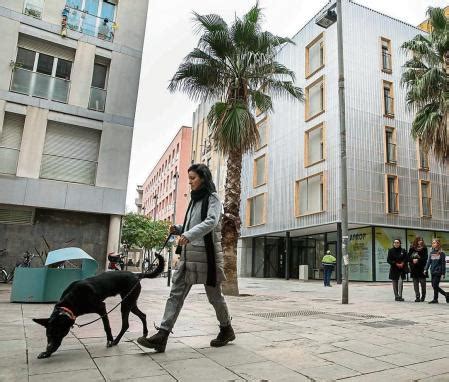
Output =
[{"x1": 138, "y1": 254, "x2": 165, "y2": 279}]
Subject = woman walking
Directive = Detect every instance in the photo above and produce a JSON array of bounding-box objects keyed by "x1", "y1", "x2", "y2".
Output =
[
  {"x1": 425, "y1": 238, "x2": 448, "y2": 304},
  {"x1": 387, "y1": 239, "x2": 408, "y2": 301},
  {"x1": 408, "y1": 237, "x2": 428, "y2": 302},
  {"x1": 138, "y1": 164, "x2": 234, "y2": 352}
]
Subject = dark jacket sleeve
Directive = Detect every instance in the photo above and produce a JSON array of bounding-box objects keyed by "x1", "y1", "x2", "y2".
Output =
[
  {"x1": 407, "y1": 247, "x2": 414, "y2": 262},
  {"x1": 442, "y1": 252, "x2": 446, "y2": 276},
  {"x1": 420, "y1": 247, "x2": 428, "y2": 267},
  {"x1": 387, "y1": 249, "x2": 395, "y2": 265},
  {"x1": 425, "y1": 252, "x2": 431, "y2": 272}
]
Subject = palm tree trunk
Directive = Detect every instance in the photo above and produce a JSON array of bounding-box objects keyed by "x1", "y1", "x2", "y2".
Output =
[{"x1": 221, "y1": 149, "x2": 242, "y2": 296}]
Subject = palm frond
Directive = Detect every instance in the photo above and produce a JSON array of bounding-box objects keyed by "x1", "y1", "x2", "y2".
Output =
[
  {"x1": 248, "y1": 89, "x2": 273, "y2": 113},
  {"x1": 192, "y1": 12, "x2": 228, "y2": 35},
  {"x1": 263, "y1": 78, "x2": 304, "y2": 101},
  {"x1": 427, "y1": 7, "x2": 447, "y2": 34}
]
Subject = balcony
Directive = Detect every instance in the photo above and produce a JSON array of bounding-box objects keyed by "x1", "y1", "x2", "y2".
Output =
[
  {"x1": 0, "y1": 147, "x2": 19, "y2": 175},
  {"x1": 88, "y1": 87, "x2": 106, "y2": 112},
  {"x1": 10, "y1": 68, "x2": 70, "y2": 103},
  {"x1": 66, "y1": 7, "x2": 115, "y2": 42},
  {"x1": 23, "y1": 1, "x2": 43, "y2": 19}
]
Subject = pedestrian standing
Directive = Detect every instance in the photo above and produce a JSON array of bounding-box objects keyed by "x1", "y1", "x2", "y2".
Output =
[
  {"x1": 408, "y1": 237, "x2": 428, "y2": 302},
  {"x1": 322, "y1": 250, "x2": 336, "y2": 287},
  {"x1": 425, "y1": 238, "x2": 448, "y2": 304},
  {"x1": 138, "y1": 163, "x2": 234, "y2": 352},
  {"x1": 387, "y1": 239, "x2": 408, "y2": 301}
]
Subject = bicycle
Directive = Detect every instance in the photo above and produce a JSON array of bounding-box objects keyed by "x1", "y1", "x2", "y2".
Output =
[{"x1": 0, "y1": 249, "x2": 14, "y2": 283}]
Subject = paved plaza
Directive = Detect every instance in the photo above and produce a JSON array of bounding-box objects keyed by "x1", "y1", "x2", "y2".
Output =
[{"x1": 2, "y1": 277, "x2": 449, "y2": 381}]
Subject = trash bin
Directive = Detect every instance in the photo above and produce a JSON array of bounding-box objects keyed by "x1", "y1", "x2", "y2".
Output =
[
  {"x1": 11, "y1": 247, "x2": 97, "y2": 303},
  {"x1": 299, "y1": 265, "x2": 309, "y2": 280}
]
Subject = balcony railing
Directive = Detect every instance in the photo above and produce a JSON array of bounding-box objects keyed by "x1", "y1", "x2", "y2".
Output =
[
  {"x1": 384, "y1": 95, "x2": 394, "y2": 116},
  {"x1": 88, "y1": 87, "x2": 106, "y2": 112},
  {"x1": 40, "y1": 154, "x2": 97, "y2": 185},
  {"x1": 24, "y1": 1, "x2": 43, "y2": 19},
  {"x1": 386, "y1": 142, "x2": 397, "y2": 163},
  {"x1": 388, "y1": 192, "x2": 399, "y2": 213},
  {"x1": 382, "y1": 52, "x2": 392, "y2": 72},
  {"x1": 66, "y1": 7, "x2": 114, "y2": 42},
  {"x1": 10, "y1": 68, "x2": 70, "y2": 103},
  {"x1": 0, "y1": 147, "x2": 19, "y2": 175},
  {"x1": 421, "y1": 197, "x2": 432, "y2": 216}
]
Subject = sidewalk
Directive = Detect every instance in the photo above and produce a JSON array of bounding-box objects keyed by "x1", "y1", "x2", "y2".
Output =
[{"x1": 2, "y1": 277, "x2": 449, "y2": 381}]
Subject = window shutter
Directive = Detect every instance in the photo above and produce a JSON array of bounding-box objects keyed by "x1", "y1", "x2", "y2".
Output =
[
  {"x1": 0, "y1": 113, "x2": 25, "y2": 175},
  {"x1": 0, "y1": 206, "x2": 34, "y2": 225},
  {"x1": 18, "y1": 34, "x2": 75, "y2": 61},
  {"x1": 40, "y1": 122, "x2": 100, "y2": 185}
]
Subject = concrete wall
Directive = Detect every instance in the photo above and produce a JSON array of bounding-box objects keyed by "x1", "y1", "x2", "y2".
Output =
[
  {"x1": 0, "y1": 208, "x2": 109, "y2": 271},
  {"x1": 42, "y1": 0, "x2": 66, "y2": 26},
  {"x1": 0, "y1": 16, "x2": 19, "y2": 91},
  {"x1": 0, "y1": 0, "x2": 22, "y2": 13},
  {"x1": 114, "y1": 0, "x2": 148, "y2": 51}
]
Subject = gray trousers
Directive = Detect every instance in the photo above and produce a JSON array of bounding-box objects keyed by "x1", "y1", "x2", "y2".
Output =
[
  {"x1": 160, "y1": 266, "x2": 231, "y2": 332},
  {"x1": 392, "y1": 278, "x2": 403, "y2": 297}
]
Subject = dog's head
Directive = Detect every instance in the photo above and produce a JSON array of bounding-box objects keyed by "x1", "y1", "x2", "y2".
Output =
[{"x1": 33, "y1": 307, "x2": 75, "y2": 358}]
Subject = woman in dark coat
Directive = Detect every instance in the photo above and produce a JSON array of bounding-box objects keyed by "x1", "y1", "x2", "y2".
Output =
[
  {"x1": 387, "y1": 238, "x2": 408, "y2": 301},
  {"x1": 408, "y1": 237, "x2": 428, "y2": 302}
]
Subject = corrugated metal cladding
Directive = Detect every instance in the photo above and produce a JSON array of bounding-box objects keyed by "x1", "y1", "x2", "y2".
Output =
[{"x1": 240, "y1": 0, "x2": 449, "y2": 239}]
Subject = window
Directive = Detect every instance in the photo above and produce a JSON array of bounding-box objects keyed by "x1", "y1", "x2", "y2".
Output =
[
  {"x1": 257, "y1": 119, "x2": 268, "y2": 149},
  {"x1": 0, "y1": 113, "x2": 25, "y2": 175},
  {"x1": 253, "y1": 155, "x2": 267, "y2": 187},
  {"x1": 385, "y1": 175, "x2": 399, "y2": 214},
  {"x1": 66, "y1": 0, "x2": 117, "y2": 41},
  {"x1": 296, "y1": 173, "x2": 325, "y2": 216},
  {"x1": 89, "y1": 62, "x2": 108, "y2": 111},
  {"x1": 305, "y1": 123, "x2": 325, "y2": 166},
  {"x1": 383, "y1": 81, "x2": 394, "y2": 117},
  {"x1": 246, "y1": 193, "x2": 266, "y2": 227},
  {"x1": 418, "y1": 141, "x2": 429, "y2": 170},
  {"x1": 384, "y1": 127, "x2": 396, "y2": 164},
  {"x1": 306, "y1": 33, "x2": 324, "y2": 78},
  {"x1": 419, "y1": 181, "x2": 432, "y2": 217},
  {"x1": 381, "y1": 37, "x2": 392, "y2": 72},
  {"x1": 305, "y1": 76, "x2": 325, "y2": 121},
  {"x1": 11, "y1": 48, "x2": 72, "y2": 103},
  {"x1": 23, "y1": 0, "x2": 44, "y2": 19}
]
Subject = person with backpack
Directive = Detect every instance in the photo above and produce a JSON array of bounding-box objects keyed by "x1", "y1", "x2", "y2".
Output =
[{"x1": 425, "y1": 238, "x2": 448, "y2": 304}]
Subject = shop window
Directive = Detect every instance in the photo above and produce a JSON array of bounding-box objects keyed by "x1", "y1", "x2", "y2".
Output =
[
  {"x1": 305, "y1": 76, "x2": 325, "y2": 121},
  {"x1": 384, "y1": 126, "x2": 396, "y2": 164},
  {"x1": 305, "y1": 33, "x2": 324, "y2": 78},
  {"x1": 305, "y1": 123, "x2": 325, "y2": 166},
  {"x1": 419, "y1": 181, "x2": 432, "y2": 217},
  {"x1": 296, "y1": 172, "x2": 325, "y2": 216},
  {"x1": 381, "y1": 37, "x2": 392, "y2": 72},
  {"x1": 385, "y1": 174, "x2": 399, "y2": 214},
  {"x1": 246, "y1": 193, "x2": 266, "y2": 227},
  {"x1": 253, "y1": 154, "x2": 267, "y2": 187}
]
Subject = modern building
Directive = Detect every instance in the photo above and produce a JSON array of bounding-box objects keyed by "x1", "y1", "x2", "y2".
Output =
[
  {"x1": 191, "y1": 102, "x2": 226, "y2": 200},
  {"x1": 139, "y1": 126, "x2": 192, "y2": 225},
  {"x1": 238, "y1": 0, "x2": 449, "y2": 282},
  {"x1": 0, "y1": 0, "x2": 148, "y2": 269}
]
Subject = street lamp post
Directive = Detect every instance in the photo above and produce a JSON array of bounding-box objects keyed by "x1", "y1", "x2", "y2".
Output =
[
  {"x1": 167, "y1": 171, "x2": 179, "y2": 287},
  {"x1": 316, "y1": 0, "x2": 349, "y2": 304}
]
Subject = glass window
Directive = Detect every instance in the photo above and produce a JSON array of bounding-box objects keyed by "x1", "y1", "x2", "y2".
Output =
[
  {"x1": 101, "y1": 0, "x2": 115, "y2": 20},
  {"x1": 297, "y1": 173, "x2": 324, "y2": 215},
  {"x1": 386, "y1": 175, "x2": 398, "y2": 213},
  {"x1": 36, "y1": 53, "x2": 54, "y2": 75},
  {"x1": 84, "y1": 0, "x2": 99, "y2": 15},
  {"x1": 306, "y1": 34, "x2": 324, "y2": 77},
  {"x1": 348, "y1": 227, "x2": 373, "y2": 281},
  {"x1": 385, "y1": 128, "x2": 396, "y2": 163},
  {"x1": 66, "y1": 0, "x2": 82, "y2": 9},
  {"x1": 383, "y1": 81, "x2": 394, "y2": 116},
  {"x1": 55, "y1": 59, "x2": 72, "y2": 79},
  {"x1": 248, "y1": 194, "x2": 265, "y2": 226},
  {"x1": 257, "y1": 119, "x2": 267, "y2": 149},
  {"x1": 375, "y1": 227, "x2": 406, "y2": 281},
  {"x1": 420, "y1": 181, "x2": 431, "y2": 217},
  {"x1": 16, "y1": 48, "x2": 35, "y2": 70},
  {"x1": 418, "y1": 141, "x2": 429, "y2": 170},
  {"x1": 91, "y1": 63, "x2": 107, "y2": 88},
  {"x1": 306, "y1": 78, "x2": 324, "y2": 119},
  {"x1": 254, "y1": 155, "x2": 266, "y2": 187},
  {"x1": 381, "y1": 38, "x2": 392, "y2": 72},
  {"x1": 23, "y1": 0, "x2": 44, "y2": 19},
  {"x1": 306, "y1": 125, "x2": 324, "y2": 165}
]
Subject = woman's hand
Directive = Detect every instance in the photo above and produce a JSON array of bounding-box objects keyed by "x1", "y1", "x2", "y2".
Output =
[
  {"x1": 169, "y1": 225, "x2": 177, "y2": 234},
  {"x1": 178, "y1": 235, "x2": 189, "y2": 245}
]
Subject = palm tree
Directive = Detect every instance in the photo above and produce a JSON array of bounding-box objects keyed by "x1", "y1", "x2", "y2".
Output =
[
  {"x1": 169, "y1": 3, "x2": 303, "y2": 295},
  {"x1": 401, "y1": 7, "x2": 449, "y2": 162}
]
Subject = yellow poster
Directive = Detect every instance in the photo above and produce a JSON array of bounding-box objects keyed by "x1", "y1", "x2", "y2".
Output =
[
  {"x1": 348, "y1": 227, "x2": 372, "y2": 281},
  {"x1": 375, "y1": 227, "x2": 406, "y2": 281}
]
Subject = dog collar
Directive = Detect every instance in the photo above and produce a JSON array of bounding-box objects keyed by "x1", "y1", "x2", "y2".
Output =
[{"x1": 59, "y1": 306, "x2": 76, "y2": 321}]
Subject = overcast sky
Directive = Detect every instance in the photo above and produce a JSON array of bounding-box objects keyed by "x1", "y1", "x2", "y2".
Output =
[{"x1": 126, "y1": 0, "x2": 446, "y2": 211}]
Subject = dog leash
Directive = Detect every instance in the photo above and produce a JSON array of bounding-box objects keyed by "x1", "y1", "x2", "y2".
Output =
[{"x1": 73, "y1": 235, "x2": 172, "y2": 328}]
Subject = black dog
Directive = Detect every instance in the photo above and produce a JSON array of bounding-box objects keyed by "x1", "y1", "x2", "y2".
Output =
[{"x1": 33, "y1": 255, "x2": 164, "y2": 359}]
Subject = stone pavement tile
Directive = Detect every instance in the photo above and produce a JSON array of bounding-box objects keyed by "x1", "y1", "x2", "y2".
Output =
[
  {"x1": 298, "y1": 330, "x2": 347, "y2": 344},
  {"x1": 28, "y1": 348, "x2": 96, "y2": 376},
  {"x1": 419, "y1": 374, "x2": 449, "y2": 381},
  {"x1": 251, "y1": 329, "x2": 306, "y2": 342},
  {"x1": 221, "y1": 332, "x2": 273, "y2": 352},
  {"x1": 116, "y1": 376, "x2": 176, "y2": 381},
  {"x1": 29, "y1": 368, "x2": 105, "y2": 382},
  {"x1": 161, "y1": 357, "x2": 243, "y2": 382},
  {"x1": 301, "y1": 363, "x2": 360, "y2": 381},
  {"x1": 139, "y1": 340, "x2": 204, "y2": 362},
  {"x1": 0, "y1": 338, "x2": 26, "y2": 356},
  {"x1": 332, "y1": 340, "x2": 397, "y2": 357},
  {"x1": 95, "y1": 353, "x2": 166, "y2": 381},
  {"x1": 27, "y1": 336, "x2": 84, "y2": 353},
  {"x1": 197, "y1": 344, "x2": 266, "y2": 366},
  {"x1": 382, "y1": 341, "x2": 435, "y2": 356},
  {"x1": 302, "y1": 343, "x2": 340, "y2": 355},
  {"x1": 341, "y1": 367, "x2": 429, "y2": 381},
  {"x1": 0, "y1": 324, "x2": 25, "y2": 340},
  {"x1": 0, "y1": 362, "x2": 27, "y2": 381},
  {"x1": 406, "y1": 358, "x2": 449, "y2": 377},
  {"x1": 84, "y1": 338, "x2": 143, "y2": 358},
  {"x1": 229, "y1": 360, "x2": 309, "y2": 381},
  {"x1": 376, "y1": 352, "x2": 442, "y2": 367},
  {"x1": 319, "y1": 350, "x2": 395, "y2": 373},
  {"x1": 176, "y1": 334, "x2": 212, "y2": 349},
  {"x1": 256, "y1": 345, "x2": 332, "y2": 371}
]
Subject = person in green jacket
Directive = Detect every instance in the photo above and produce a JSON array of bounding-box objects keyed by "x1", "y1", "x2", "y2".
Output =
[{"x1": 322, "y1": 250, "x2": 336, "y2": 287}]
